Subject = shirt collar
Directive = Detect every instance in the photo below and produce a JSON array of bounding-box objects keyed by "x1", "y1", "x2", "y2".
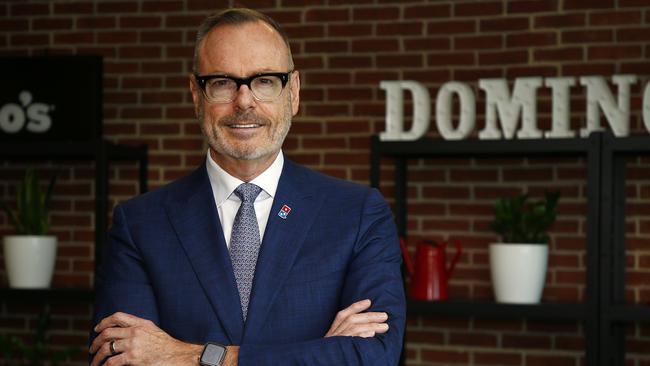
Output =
[{"x1": 205, "y1": 150, "x2": 284, "y2": 206}]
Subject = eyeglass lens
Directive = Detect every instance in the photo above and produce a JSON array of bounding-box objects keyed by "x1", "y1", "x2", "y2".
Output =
[{"x1": 205, "y1": 75, "x2": 284, "y2": 102}]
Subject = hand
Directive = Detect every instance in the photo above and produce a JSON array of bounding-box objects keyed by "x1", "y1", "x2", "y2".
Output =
[
  {"x1": 325, "y1": 299, "x2": 389, "y2": 338},
  {"x1": 89, "y1": 312, "x2": 202, "y2": 366}
]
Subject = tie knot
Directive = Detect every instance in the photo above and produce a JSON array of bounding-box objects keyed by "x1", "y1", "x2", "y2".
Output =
[{"x1": 234, "y1": 183, "x2": 262, "y2": 203}]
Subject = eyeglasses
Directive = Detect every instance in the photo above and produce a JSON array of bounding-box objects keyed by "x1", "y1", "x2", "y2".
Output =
[{"x1": 194, "y1": 71, "x2": 292, "y2": 103}]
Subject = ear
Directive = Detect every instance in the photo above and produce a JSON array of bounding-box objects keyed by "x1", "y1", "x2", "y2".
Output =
[
  {"x1": 289, "y1": 70, "x2": 300, "y2": 116},
  {"x1": 189, "y1": 74, "x2": 201, "y2": 118}
]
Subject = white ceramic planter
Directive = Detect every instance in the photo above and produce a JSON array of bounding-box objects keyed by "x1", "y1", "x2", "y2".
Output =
[
  {"x1": 3, "y1": 235, "x2": 57, "y2": 289},
  {"x1": 489, "y1": 243, "x2": 548, "y2": 304}
]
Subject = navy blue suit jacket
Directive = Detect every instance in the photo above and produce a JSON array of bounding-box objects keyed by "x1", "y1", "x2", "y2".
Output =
[{"x1": 93, "y1": 158, "x2": 405, "y2": 365}]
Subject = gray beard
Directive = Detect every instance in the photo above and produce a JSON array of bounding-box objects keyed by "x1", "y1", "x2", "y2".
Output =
[{"x1": 198, "y1": 105, "x2": 292, "y2": 161}]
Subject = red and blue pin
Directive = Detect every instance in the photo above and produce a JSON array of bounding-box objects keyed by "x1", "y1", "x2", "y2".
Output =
[{"x1": 278, "y1": 204, "x2": 291, "y2": 219}]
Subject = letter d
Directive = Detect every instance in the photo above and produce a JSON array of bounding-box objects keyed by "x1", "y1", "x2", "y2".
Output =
[{"x1": 379, "y1": 81, "x2": 431, "y2": 141}]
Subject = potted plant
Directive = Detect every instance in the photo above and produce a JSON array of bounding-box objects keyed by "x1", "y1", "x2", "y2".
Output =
[
  {"x1": 489, "y1": 191, "x2": 560, "y2": 304},
  {"x1": 1, "y1": 169, "x2": 57, "y2": 288}
]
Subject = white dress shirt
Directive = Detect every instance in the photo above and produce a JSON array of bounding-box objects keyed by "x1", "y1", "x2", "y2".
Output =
[{"x1": 205, "y1": 150, "x2": 284, "y2": 248}]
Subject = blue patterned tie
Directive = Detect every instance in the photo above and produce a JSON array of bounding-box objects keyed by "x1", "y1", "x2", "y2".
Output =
[{"x1": 229, "y1": 183, "x2": 263, "y2": 321}]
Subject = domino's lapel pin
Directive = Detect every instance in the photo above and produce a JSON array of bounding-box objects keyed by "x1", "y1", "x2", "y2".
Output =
[{"x1": 278, "y1": 204, "x2": 291, "y2": 219}]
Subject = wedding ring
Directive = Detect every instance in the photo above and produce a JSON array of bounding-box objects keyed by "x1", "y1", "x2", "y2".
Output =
[{"x1": 109, "y1": 340, "x2": 118, "y2": 355}]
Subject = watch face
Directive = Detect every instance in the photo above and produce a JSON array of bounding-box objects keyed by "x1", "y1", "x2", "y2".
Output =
[{"x1": 200, "y1": 343, "x2": 226, "y2": 366}]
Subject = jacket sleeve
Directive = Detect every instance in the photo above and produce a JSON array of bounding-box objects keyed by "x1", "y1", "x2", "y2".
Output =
[
  {"x1": 91, "y1": 204, "x2": 160, "y2": 335},
  {"x1": 238, "y1": 188, "x2": 406, "y2": 365}
]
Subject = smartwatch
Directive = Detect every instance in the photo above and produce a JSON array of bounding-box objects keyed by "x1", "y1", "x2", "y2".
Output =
[{"x1": 199, "y1": 342, "x2": 227, "y2": 366}]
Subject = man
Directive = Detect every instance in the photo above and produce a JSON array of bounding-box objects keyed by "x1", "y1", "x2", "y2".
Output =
[{"x1": 89, "y1": 8, "x2": 405, "y2": 366}]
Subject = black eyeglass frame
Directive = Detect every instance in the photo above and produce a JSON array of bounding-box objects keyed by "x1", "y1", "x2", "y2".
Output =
[{"x1": 193, "y1": 71, "x2": 292, "y2": 102}]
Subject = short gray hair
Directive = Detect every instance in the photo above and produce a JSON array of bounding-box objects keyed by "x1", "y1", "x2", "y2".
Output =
[{"x1": 193, "y1": 8, "x2": 294, "y2": 74}]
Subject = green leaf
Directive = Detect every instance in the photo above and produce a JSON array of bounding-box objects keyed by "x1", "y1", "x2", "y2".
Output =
[
  {"x1": 491, "y1": 191, "x2": 560, "y2": 244},
  {"x1": 0, "y1": 200, "x2": 19, "y2": 230},
  {"x1": 3, "y1": 169, "x2": 56, "y2": 235}
]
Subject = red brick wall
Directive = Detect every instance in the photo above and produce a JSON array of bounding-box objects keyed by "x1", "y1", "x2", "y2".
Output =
[{"x1": 1, "y1": 1, "x2": 650, "y2": 365}]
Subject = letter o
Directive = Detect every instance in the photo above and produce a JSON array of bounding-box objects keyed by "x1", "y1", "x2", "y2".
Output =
[
  {"x1": 435, "y1": 82, "x2": 475, "y2": 140},
  {"x1": 0, "y1": 104, "x2": 26, "y2": 133}
]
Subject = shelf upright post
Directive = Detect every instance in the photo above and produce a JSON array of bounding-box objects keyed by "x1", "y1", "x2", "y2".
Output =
[
  {"x1": 370, "y1": 136, "x2": 381, "y2": 189},
  {"x1": 395, "y1": 154, "x2": 408, "y2": 366},
  {"x1": 370, "y1": 137, "x2": 408, "y2": 235},
  {"x1": 583, "y1": 132, "x2": 603, "y2": 366},
  {"x1": 610, "y1": 146, "x2": 628, "y2": 366},
  {"x1": 138, "y1": 145, "x2": 149, "y2": 194},
  {"x1": 394, "y1": 157, "x2": 407, "y2": 238},
  {"x1": 598, "y1": 132, "x2": 613, "y2": 366},
  {"x1": 95, "y1": 140, "x2": 109, "y2": 281},
  {"x1": 600, "y1": 132, "x2": 634, "y2": 366}
]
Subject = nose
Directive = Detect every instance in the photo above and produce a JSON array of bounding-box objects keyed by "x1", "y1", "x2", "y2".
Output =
[{"x1": 233, "y1": 84, "x2": 255, "y2": 111}]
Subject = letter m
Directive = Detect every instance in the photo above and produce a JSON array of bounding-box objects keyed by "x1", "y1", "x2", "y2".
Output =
[{"x1": 478, "y1": 77, "x2": 543, "y2": 140}]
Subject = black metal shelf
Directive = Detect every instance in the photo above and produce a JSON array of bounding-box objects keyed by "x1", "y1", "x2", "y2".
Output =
[
  {"x1": 0, "y1": 140, "x2": 146, "y2": 160},
  {"x1": 603, "y1": 135, "x2": 650, "y2": 153},
  {"x1": 0, "y1": 288, "x2": 94, "y2": 303},
  {"x1": 371, "y1": 132, "x2": 650, "y2": 366},
  {"x1": 408, "y1": 299, "x2": 587, "y2": 321},
  {"x1": 370, "y1": 133, "x2": 603, "y2": 366},
  {"x1": 599, "y1": 133, "x2": 650, "y2": 365},
  {"x1": 371, "y1": 135, "x2": 597, "y2": 158},
  {"x1": 607, "y1": 305, "x2": 650, "y2": 324},
  {"x1": 1, "y1": 139, "x2": 148, "y2": 299}
]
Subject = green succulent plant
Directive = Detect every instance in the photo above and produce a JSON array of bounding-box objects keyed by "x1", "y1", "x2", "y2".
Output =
[
  {"x1": 0, "y1": 169, "x2": 56, "y2": 235},
  {"x1": 490, "y1": 191, "x2": 560, "y2": 244}
]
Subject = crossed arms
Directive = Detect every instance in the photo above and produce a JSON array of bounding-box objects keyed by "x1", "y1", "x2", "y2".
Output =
[
  {"x1": 90, "y1": 299, "x2": 390, "y2": 365},
  {"x1": 90, "y1": 188, "x2": 405, "y2": 365}
]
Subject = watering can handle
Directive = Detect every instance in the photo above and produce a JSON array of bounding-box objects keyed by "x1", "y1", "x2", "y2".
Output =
[
  {"x1": 399, "y1": 238, "x2": 415, "y2": 276},
  {"x1": 446, "y1": 239, "x2": 463, "y2": 276}
]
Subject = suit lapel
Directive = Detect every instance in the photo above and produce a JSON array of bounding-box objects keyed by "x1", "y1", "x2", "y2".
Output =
[
  {"x1": 165, "y1": 166, "x2": 244, "y2": 344},
  {"x1": 243, "y1": 160, "x2": 325, "y2": 339}
]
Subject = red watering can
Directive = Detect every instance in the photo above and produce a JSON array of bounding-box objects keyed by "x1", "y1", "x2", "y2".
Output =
[{"x1": 400, "y1": 239, "x2": 462, "y2": 301}]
